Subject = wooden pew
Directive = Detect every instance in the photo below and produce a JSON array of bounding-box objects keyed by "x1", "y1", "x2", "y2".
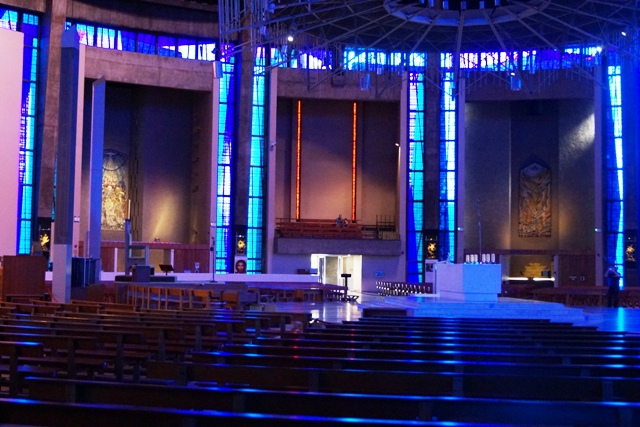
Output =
[
  {"x1": 0, "y1": 331, "x2": 106, "y2": 379},
  {"x1": 24, "y1": 377, "x2": 640, "y2": 426},
  {"x1": 0, "y1": 396, "x2": 495, "y2": 427},
  {"x1": 0, "y1": 340, "x2": 47, "y2": 396},
  {"x1": 203, "y1": 344, "x2": 640, "y2": 367},
  {"x1": 145, "y1": 358, "x2": 640, "y2": 400}
]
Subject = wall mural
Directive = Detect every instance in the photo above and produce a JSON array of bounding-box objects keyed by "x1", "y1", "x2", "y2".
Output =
[
  {"x1": 519, "y1": 162, "x2": 551, "y2": 237},
  {"x1": 102, "y1": 149, "x2": 128, "y2": 231}
]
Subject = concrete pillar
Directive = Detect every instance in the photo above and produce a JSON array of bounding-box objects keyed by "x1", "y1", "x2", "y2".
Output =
[
  {"x1": 424, "y1": 52, "x2": 442, "y2": 256},
  {"x1": 52, "y1": 27, "x2": 80, "y2": 303},
  {"x1": 265, "y1": 68, "x2": 279, "y2": 272},
  {"x1": 38, "y1": 0, "x2": 68, "y2": 219},
  {"x1": 456, "y1": 78, "x2": 466, "y2": 264},
  {"x1": 232, "y1": 27, "x2": 254, "y2": 263},
  {"x1": 86, "y1": 78, "x2": 106, "y2": 281}
]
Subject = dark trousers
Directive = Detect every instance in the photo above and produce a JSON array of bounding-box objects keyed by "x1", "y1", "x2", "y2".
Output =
[{"x1": 607, "y1": 286, "x2": 620, "y2": 308}]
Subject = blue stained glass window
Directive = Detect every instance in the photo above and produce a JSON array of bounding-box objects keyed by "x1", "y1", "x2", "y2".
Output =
[
  {"x1": 407, "y1": 71, "x2": 426, "y2": 282},
  {"x1": 246, "y1": 47, "x2": 267, "y2": 273},
  {"x1": 604, "y1": 60, "x2": 624, "y2": 286},
  {"x1": 177, "y1": 38, "x2": 196, "y2": 59},
  {"x1": 439, "y1": 53, "x2": 457, "y2": 263},
  {"x1": 216, "y1": 55, "x2": 236, "y2": 274},
  {"x1": 137, "y1": 33, "x2": 156, "y2": 54}
]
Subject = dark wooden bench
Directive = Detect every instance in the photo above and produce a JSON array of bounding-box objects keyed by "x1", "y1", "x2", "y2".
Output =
[
  {"x1": 145, "y1": 358, "x2": 640, "y2": 401},
  {"x1": 208, "y1": 343, "x2": 640, "y2": 366},
  {"x1": 23, "y1": 377, "x2": 640, "y2": 426},
  {"x1": 0, "y1": 396, "x2": 500, "y2": 427},
  {"x1": 0, "y1": 340, "x2": 48, "y2": 396}
]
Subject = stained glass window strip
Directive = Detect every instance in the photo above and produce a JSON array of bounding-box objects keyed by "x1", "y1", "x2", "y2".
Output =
[
  {"x1": 439, "y1": 53, "x2": 457, "y2": 263},
  {"x1": 67, "y1": 20, "x2": 216, "y2": 61},
  {"x1": 407, "y1": 70, "x2": 425, "y2": 283},
  {"x1": 605, "y1": 59, "x2": 624, "y2": 286},
  {"x1": 246, "y1": 47, "x2": 267, "y2": 273},
  {"x1": 215, "y1": 53, "x2": 236, "y2": 274}
]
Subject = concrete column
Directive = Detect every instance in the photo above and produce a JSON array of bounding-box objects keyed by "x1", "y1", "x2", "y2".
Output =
[
  {"x1": 210, "y1": 62, "x2": 221, "y2": 278},
  {"x1": 456, "y1": 78, "x2": 466, "y2": 264},
  {"x1": 593, "y1": 65, "x2": 604, "y2": 286},
  {"x1": 52, "y1": 27, "x2": 80, "y2": 303},
  {"x1": 398, "y1": 72, "x2": 408, "y2": 280},
  {"x1": 86, "y1": 78, "x2": 106, "y2": 281},
  {"x1": 424, "y1": 53, "x2": 442, "y2": 256},
  {"x1": 265, "y1": 68, "x2": 279, "y2": 273},
  {"x1": 38, "y1": 0, "x2": 68, "y2": 219},
  {"x1": 232, "y1": 29, "x2": 254, "y2": 259}
]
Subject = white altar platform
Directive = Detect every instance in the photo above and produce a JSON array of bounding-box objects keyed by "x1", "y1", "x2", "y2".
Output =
[{"x1": 434, "y1": 263, "x2": 502, "y2": 302}]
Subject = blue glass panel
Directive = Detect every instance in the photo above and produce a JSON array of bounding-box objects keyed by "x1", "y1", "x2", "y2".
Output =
[
  {"x1": 119, "y1": 30, "x2": 136, "y2": 52},
  {"x1": 76, "y1": 24, "x2": 95, "y2": 46},
  {"x1": 137, "y1": 33, "x2": 156, "y2": 54},
  {"x1": 158, "y1": 36, "x2": 176, "y2": 57},
  {"x1": 0, "y1": 9, "x2": 18, "y2": 30},
  {"x1": 177, "y1": 38, "x2": 196, "y2": 59}
]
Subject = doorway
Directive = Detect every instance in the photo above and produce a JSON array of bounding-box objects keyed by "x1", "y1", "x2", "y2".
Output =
[{"x1": 312, "y1": 254, "x2": 362, "y2": 293}]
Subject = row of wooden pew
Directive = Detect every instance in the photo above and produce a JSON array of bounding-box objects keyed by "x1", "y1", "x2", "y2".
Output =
[{"x1": 1, "y1": 299, "x2": 640, "y2": 426}]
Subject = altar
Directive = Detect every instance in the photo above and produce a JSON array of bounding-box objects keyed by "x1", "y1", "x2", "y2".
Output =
[{"x1": 434, "y1": 263, "x2": 502, "y2": 302}]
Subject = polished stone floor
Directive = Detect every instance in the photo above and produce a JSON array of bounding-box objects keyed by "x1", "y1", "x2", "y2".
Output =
[{"x1": 271, "y1": 292, "x2": 640, "y2": 334}]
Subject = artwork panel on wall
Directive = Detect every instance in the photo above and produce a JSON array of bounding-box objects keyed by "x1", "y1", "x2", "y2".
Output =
[
  {"x1": 518, "y1": 162, "x2": 551, "y2": 237},
  {"x1": 102, "y1": 149, "x2": 128, "y2": 231}
]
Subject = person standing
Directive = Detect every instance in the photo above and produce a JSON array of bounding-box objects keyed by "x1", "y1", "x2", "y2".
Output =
[{"x1": 606, "y1": 266, "x2": 621, "y2": 308}]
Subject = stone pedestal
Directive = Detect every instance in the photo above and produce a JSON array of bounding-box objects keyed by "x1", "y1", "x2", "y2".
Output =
[{"x1": 435, "y1": 263, "x2": 502, "y2": 302}]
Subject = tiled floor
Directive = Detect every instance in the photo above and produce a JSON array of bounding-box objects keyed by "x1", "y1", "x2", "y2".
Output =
[{"x1": 271, "y1": 292, "x2": 640, "y2": 334}]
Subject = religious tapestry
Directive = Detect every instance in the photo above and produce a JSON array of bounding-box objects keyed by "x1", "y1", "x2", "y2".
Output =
[
  {"x1": 102, "y1": 149, "x2": 128, "y2": 231},
  {"x1": 518, "y1": 162, "x2": 551, "y2": 237}
]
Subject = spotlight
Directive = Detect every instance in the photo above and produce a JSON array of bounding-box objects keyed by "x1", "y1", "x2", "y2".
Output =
[{"x1": 287, "y1": 34, "x2": 294, "y2": 42}]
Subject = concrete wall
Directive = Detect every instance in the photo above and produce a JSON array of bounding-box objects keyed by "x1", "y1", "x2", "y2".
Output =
[
  {"x1": 89, "y1": 83, "x2": 201, "y2": 243},
  {"x1": 557, "y1": 99, "x2": 595, "y2": 250},
  {"x1": 509, "y1": 100, "x2": 560, "y2": 251},
  {"x1": 276, "y1": 98, "x2": 399, "y2": 223},
  {"x1": 465, "y1": 98, "x2": 595, "y2": 276},
  {"x1": 464, "y1": 101, "x2": 511, "y2": 251},
  {"x1": 360, "y1": 101, "x2": 400, "y2": 225},
  {"x1": 299, "y1": 99, "x2": 353, "y2": 218},
  {"x1": 138, "y1": 86, "x2": 193, "y2": 243}
]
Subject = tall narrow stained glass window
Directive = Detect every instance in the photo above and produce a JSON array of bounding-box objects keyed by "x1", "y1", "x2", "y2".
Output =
[
  {"x1": 604, "y1": 56, "x2": 624, "y2": 286},
  {"x1": 407, "y1": 71, "x2": 425, "y2": 282},
  {"x1": 439, "y1": 53, "x2": 457, "y2": 262},
  {"x1": 247, "y1": 48, "x2": 267, "y2": 273},
  {"x1": 215, "y1": 50, "x2": 236, "y2": 274}
]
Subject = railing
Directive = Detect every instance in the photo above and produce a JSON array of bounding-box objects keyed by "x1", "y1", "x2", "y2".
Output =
[
  {"x1": 276, "y1": 218, "x2": 397, "y2": 240},
  {"x1": 375, "y1": 281, "x2": 433, "y2": 296}
]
